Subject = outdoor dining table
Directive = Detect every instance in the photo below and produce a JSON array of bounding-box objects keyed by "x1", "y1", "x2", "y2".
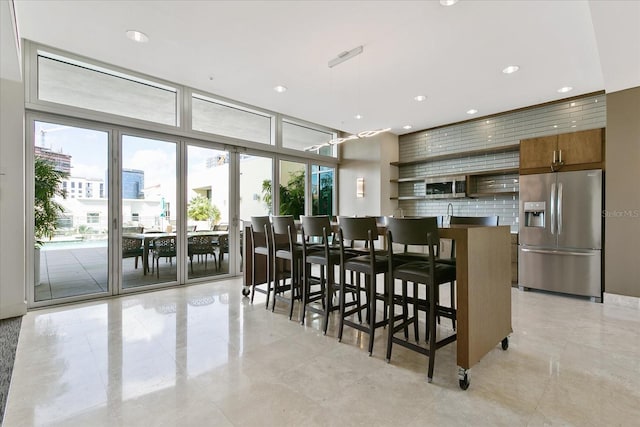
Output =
[{"x1": 122, "y1": 230, "x2": 228, "y2": 275}]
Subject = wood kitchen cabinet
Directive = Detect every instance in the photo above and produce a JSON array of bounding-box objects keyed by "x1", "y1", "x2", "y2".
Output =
[
  {"x1": 558, "y1": 128, "x2": 603, "y2": 166},
  {"x1": 519, "y1": 128, "x2": 604, "y2": 175},
  {"x1": 519, "y1": 135, "x2": 558, "y2": 170}
]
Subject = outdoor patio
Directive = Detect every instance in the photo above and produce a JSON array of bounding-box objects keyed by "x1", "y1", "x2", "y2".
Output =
[{"x1": 36, "y1": 244, "x2": 230, "y2": 302}]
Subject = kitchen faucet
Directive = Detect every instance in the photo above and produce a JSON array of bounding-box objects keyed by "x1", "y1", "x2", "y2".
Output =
[{"x1": 446, "y1": 202, "x2": 454, "y2": 222}]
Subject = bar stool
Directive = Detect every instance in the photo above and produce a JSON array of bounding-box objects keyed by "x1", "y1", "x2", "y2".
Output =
[
  {"x1": 249, "y1": 216, "x2": 273, "y2": 308},
  {"x1": 271, "y1": 215, "x2": 303, "y2": 319},
  {"x1": 389, "y1": 216, "x2": 455, "y2": 332},
  {"x1": 385, "y1": 216, "x2": 458, "y2": 382},
  {"x1": 300, "y1": 215, "x2": 357, "y2": 334},
  {"x1": 337, "y1": 216, "x2": 389, "y2": 356}
]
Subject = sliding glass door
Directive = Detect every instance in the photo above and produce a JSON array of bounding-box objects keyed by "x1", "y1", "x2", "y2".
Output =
[
  {"x1": 278, "y1": 160, "x2": 306, "y2": 219},
  {"x1": 121, "y1": 134, "x2": 178, "y2": 288},
  {"x1": 186, "y1": 144, "x2": 230, "y2": 279},
  {"x1": 311, "y1": 165, "x2": 334, "y2": 216},
  {"x1": 31, "y1": 117, "x2": 333, "y2": 307},
  {"x1": 33, "y1": 120, "x2": 110, "y2": 302},
  {"x1": 239, "y1": 154, "x2": 273, "y2": 273}
]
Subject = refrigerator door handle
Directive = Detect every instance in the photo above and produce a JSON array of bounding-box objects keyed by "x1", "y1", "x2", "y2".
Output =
[
  {"x1": 521, "y1": 248, "x2": 598, "y2": 256},
  {"x1": 550, "y1": 182, "x2": 556, "y2": 235},
  {"x1": 557, "y1": 182, "x2": 563, "y2": 235}
]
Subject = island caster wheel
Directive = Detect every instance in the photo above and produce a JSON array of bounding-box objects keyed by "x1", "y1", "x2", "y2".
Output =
[
  {"x1": 242, "y1": 287, "x2": 250, "y2": 297},
  {"x1": 501, "y1": 337, "x2": 509, "y2": 350},
  {"x1": 458, "y1": 367, "x2": 470, "y2": 390}
]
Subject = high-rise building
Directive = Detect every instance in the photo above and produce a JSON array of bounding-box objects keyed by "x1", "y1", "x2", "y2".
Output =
[
  {"x1": 34, "y1": 145, "x2": 71, "y2": 173},
  {"x1": 122, "y1": 169, "x2": 145, "y2": 199}
]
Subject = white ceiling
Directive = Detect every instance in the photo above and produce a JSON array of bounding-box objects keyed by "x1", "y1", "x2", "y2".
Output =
[{"x1": 11, "y1": 0, "x2": 640, "y2": 136}]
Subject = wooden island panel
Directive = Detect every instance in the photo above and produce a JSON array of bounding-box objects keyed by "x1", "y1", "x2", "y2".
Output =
[{"x1": 440, "y1": 225, "x2": 512, "y2": 369}]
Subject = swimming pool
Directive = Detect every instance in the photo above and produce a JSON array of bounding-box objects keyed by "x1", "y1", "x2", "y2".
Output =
[{"x1": 42, "y1": 239, "x2": 108, "y2": 251}]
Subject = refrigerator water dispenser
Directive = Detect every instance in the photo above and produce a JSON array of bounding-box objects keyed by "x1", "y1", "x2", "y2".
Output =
[{"x1": 524, "y1": 201, "x2": 545, "y2": 228}]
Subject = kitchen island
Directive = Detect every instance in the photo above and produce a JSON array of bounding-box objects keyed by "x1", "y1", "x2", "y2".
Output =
[
  {"x1": 440, "y1": 225, "x2": 512, "y2": 388},
  {"x1": 242, "y1": 222, "x2": 512, "y2": 389}
]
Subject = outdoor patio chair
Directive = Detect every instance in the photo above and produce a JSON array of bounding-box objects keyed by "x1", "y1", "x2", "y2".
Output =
[
  {"x1": 122, "y1": 236, "x2": 144, "y2": 269},
  {"x1": 151, "y1": 236, "x2": 177, "y2": 279}
]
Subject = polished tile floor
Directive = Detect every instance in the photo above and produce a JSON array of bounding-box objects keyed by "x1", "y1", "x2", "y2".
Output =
[{"x1": 5, "y1": 279, "x2": 640, "y2": 426}]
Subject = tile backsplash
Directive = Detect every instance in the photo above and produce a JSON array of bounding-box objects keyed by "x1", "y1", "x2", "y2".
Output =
[{"x1": 396, "y1": 93, "x2": 606, "y2": 232}]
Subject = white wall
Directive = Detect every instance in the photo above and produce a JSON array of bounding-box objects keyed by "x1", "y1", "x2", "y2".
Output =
[
  {"x1": 338, "y1": 132, "x2": 398, "y2": 217},
  {"x1": 0, "y1": 1, "x2": 21, "y2": 81},
  {"x1": 0, "y1": 77, "x2": 27, "y2": 319}
]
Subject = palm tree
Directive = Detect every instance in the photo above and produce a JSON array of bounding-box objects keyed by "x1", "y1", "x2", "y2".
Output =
[
  {"x1": 34, "y1": 157, "x2": 67, "y2": 246},
  {"x1": 261, "y1": 170, "x2": 305, "y2": 219}
]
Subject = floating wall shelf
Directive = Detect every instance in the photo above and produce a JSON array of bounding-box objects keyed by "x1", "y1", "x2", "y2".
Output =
[{"x1": 390, "y1": 144, "x2": 520, "y2": 167}]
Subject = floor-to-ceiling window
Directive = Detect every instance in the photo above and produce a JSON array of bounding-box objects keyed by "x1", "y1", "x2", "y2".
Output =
[
  {"x1": 238, "y1": 154, "x2": 273, "y2": 273},
  {"x1": 278, "y1": 160, "x2": 306, "y2": 219},
  {"x1": 33, "y1": 121, "x2": 110, "y2": 302},
  {"x1": 121, "y1": 134, "x2": 178, "y2": 288},
  {"x1": 239, "y1": 154, "x2": 273, "y2": 219},
  {"x1": 25, "y1": 41, "x2": 339, "y2": 307},
  {"x1": 186, "y1": 144, "x2": 230, "y2": 279},
  {"x1": 311, "y1": 165, "x2": 334, "y2": 216}
]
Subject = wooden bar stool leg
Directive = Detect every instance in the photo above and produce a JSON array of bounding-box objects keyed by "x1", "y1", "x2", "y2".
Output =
[
  {"x1": 413, "y1": 281, "x2": 420, "y2": 342},
  {"x1": 322, "y1": 264, "x2": 333, "y2": 335},
  {"x1": 367, "y1": 274, "x2": 376, "y2": 356},
  {"x1": 427, "y1": 282, "x2": 437, "y2": 383},
  {"x1": 300, "y1": 263, "x2": 310, "y2": 325},
  {"x1": 385, "y1": 275, "x2": 395, "y2": 362},
  {"x1": 338, "y1": 264, "x2": 347, "y2": 342},
  {"x1": 402, "y1": 280, "x2": 409, "y2": 339}
]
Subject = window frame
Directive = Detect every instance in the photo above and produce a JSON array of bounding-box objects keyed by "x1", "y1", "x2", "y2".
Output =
[
  {"x1": 190, "y1": 92, "x2": 275, "y2": 146},
  {"x1": 280, "y1": 117, "x2": 338, "y2": 159}
]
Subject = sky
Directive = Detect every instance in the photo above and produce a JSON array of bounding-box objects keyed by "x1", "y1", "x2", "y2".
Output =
[
  {"x1": 36, "y1": 121, "x2": 177, "y2": 203},
  {"x1": 35, "y1": 121, "x2": 239, "y2": 213}
]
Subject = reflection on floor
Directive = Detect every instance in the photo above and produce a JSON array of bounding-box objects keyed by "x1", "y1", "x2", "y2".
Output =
[
  {"x1": 6, "y1": 279, "x2": 640, "y2": 425},
  {"x1": 37, "y1": 247, "x2": 230, "y2": 301}
]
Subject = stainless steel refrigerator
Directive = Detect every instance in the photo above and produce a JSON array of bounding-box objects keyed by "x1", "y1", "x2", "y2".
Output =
[{"x1": 518, "y1": 169, "x2": 603, "y2": 301}]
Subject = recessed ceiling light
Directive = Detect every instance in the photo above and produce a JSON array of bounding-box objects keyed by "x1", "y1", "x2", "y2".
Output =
[
  {"x1": 440, "y1": 0, "x2": 459, "y2": 5},
  {"x1": 126, "y1": 30, "x2": 149, "y2": 43},
  {"x1": 570, "y1": 102, "x2": 576, "y2": 107},
  {"x1": 557, "y1": 86, "x2": 573, "y2": 93},
  {"x1": 273, "y1": 85, "x2": 287, "y2": 93},
  {"x1": 502, "y1": 65, "x2": 520, "y2": 74},
  {"x1": 414, "y1": 95, "x2": 427, "y2": 102},
  {"x1": 403, "y1": 125, "x2": 412, "y2": 130},
  {"x1": 354, "y1": 114, "x2": 363, "y2": 120},
  {"x1": 466, "y1": 109, "x2": 478, "y2": 115}
]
